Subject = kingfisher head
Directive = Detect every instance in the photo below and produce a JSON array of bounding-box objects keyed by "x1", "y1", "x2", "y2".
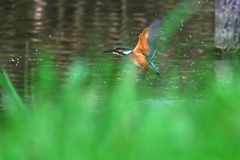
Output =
[{"x1": 100, "y1": 46, "x2": 132, "y2": 56}]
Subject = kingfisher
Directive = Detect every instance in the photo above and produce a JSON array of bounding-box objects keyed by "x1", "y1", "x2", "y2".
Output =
[{"x1": 100, "y1": 17, "x2": 162, "y2": 75}]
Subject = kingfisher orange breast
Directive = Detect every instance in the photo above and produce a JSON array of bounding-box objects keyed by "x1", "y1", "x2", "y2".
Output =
[{"x1": 128, "y1": 53, "x2": 152, "y2": 69}]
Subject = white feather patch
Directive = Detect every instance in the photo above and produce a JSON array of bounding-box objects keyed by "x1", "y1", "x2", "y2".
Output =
[
  {"x1": 113, "y1": 52, "x2": 122, "y2": 56},
  {"x1": 124, "y1": 50, "x2": 132, "y2": 55}
]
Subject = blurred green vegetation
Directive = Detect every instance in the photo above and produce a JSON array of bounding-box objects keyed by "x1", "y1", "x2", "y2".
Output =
[
  {"x1": 1, "y1": 49, "x2": 240, "y2": 160},
  {"x1": 0, "y1": 1, "x2": 240, "y2": 160}
]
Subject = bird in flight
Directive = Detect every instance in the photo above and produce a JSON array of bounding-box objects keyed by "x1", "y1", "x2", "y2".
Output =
[{"x1": 100, "y1": 17, "x2": 162, "y2": 75}]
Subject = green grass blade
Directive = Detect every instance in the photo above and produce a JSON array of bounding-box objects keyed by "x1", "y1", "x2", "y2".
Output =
[
  {"x1": 159, "y1": 0, "x2": 200, "y2": 52},
  {"x1": 0, "y1": 68, "x2": 25, "y2": 109}
]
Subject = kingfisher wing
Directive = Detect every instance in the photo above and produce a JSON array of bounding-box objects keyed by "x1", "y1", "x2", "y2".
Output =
[{"x1": 133, "y1": 17, "x2": 162, "y2": 59}]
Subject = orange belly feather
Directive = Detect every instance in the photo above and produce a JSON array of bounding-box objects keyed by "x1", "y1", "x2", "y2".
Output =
[{"x1": 128, "y1": 53, "x2": 152, "y2": 70}]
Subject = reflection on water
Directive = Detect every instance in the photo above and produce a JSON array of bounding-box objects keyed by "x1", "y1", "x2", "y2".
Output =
[{"x1": 0, "y1": 0, "x2": 221, "y2": 106}]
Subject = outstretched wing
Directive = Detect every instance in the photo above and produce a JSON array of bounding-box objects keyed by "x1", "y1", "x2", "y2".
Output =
[{"x1": 133, "y1": 17, "x2": 162, "y2": 59}]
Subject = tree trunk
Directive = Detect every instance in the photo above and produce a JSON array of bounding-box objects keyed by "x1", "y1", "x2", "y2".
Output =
[{"x1": 215, "y1": 0, "x2": 240, "y2": 51}]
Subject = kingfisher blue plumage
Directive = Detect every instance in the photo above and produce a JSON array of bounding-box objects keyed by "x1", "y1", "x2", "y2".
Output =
[{"x1": 100, "y1": 17, "x2": 162, "y2": 75}]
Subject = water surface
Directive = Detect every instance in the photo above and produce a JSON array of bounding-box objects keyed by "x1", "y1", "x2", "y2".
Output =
[{"x1": 0, "y1": 0, "x2": 221, "y2": 106}]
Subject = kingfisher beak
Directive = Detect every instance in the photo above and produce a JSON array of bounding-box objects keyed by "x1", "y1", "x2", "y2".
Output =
[{"x1": 99, "y1": 48, "x2": 115, "y2": 53}]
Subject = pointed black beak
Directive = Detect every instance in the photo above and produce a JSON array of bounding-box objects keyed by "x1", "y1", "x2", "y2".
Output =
[{"x1": 99, "y1": 48, "x2": 115, "y2": 53}]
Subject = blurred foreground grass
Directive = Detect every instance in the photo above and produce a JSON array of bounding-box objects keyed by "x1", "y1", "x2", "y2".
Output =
[{"x1": 0, "y1": 50, "x2": 240, "y2": 160}]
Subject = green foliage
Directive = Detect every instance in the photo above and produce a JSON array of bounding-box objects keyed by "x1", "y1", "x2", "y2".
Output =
[
  {"x1": 0, "y1": 51, "x2": 240, "y2": 160},
  {"x1": 160, "y1": 0, "x2": 200, "y2": 52},
  {"x1": 0, "y1": 67, "x2": 24, "y2": 109}
]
